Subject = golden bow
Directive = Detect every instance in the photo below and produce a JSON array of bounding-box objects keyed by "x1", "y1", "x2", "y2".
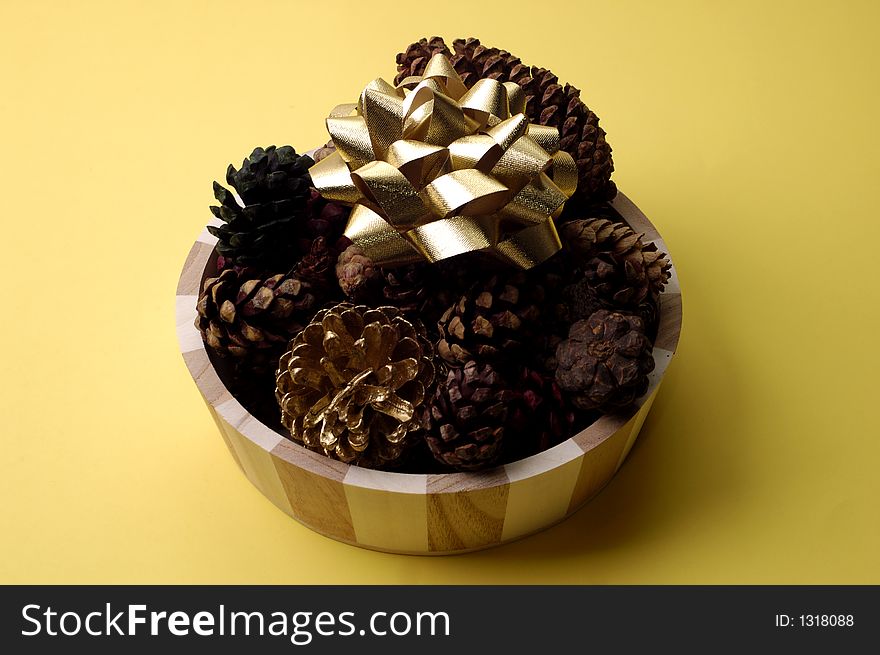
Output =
[{"x1": 309, "y1": 54, "x2": 578, "y2": 269}]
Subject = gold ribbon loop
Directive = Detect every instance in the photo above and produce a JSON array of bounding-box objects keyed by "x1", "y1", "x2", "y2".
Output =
[
  {"x1": 345, "y1": 204, "x2": 422, "y2": 266},
  {"x1": 487, "y1": 114, "x2": 529, "y2": 151},
  {"x1": 447, "y1": 135, "x2": 503, "y2": 172},
  {"x1": 386, "y1": 140, "x2": 450, "y2": 188},
  {"x1": 326, "y1": 115, "x2": 374, "y2": 168},
  {"x1": 361, "y1": 87, "x2": 404, "y2": 159},
  {"x1": 459, "y1": 79, "x2": 510, "y2": 127},
  {"x1": 407, "y1": 215, "x2": 499, "y2": 261},
  {"x1": 309, "y1": 151, "x2": 364, "y2": 205},
  {"x1": 490, "y1": 136, "x2": 552, "y2": 190},
  {"x1": 497, "y1": 173, "x2": 568, "y2": 226},
  {"x1": 422, "y1": 170, "x2": 509, "y2": 219},
  {"x1": 351, "y1": 161, "x2": 431, "y2": 229},
  {"x1": 309, "y1": 53, "x2": 576, "y2": 268}
]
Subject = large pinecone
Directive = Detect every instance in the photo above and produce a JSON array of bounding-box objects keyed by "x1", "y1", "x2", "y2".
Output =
[
  {"x1": 275, "y1": 304, "x2": 435, "y2": 468},
  {"x1": 555, "y1": 310, "x2": 655, "y2": 412},
  {"x1": 195, "y1": 268, "x2": 317, "y2": 370},
  {"x1": 560, "y1": 217, "x2": 671, "y2": 308},
  {"x1": 209, "y1": 146, "x2": 345, "y2": 270},
  {"x1": 425, "y1": 360, "x2": 516, "y2": 471},
  {"x1": 436, "y1": 270, "x2": 547, "y2": 368},
  {"x1": 394, "y1": 36, "x2": 616, "y2": 204}
]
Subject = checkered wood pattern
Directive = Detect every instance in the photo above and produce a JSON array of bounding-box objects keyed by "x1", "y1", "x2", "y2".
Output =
[{"x1": 176, "y1": 191, "x2": 682, "y2": 554}]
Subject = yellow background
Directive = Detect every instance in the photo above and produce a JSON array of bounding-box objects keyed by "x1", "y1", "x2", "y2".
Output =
[{"x1": 2, "y1": 0, "x2": 878, "y2": 584}]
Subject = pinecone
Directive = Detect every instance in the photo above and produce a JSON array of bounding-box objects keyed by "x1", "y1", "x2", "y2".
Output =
[
  {"x1": 381, "y1": 260, "x2": 473, "y2": 328},
  {"x1": 436, "y1": 270, "x2": 546, "y2": 368},
  {"x1": 275, "y1": 303, "x2": 435, "y2": 468},
  {"x1": 554, "y1": 276, "x2": 604, "y2": 327},
  {"x1": 425, "y1": 360, "x2": 516, "y2": 471},
  {"x1": 507, "y1": 368, "x2": 577, "y2": 459},
  {"x1": 555, "y1": 310, "x2": 655, "y2": 412},
  {"x1": 560, "y1": 217, "x2": 671, "y2": 308},
  {"x1": 303, "y1": 188, "x2": 350, "y2": 253},
  {"x1": 336, "y1": 244, "x2": 382, "y2": 302},
  {"x1": 195, "y1": 268, "x2": 317, "y2": 371},
  {"x1": 294, "y1": 236, "x2": 349, "y2": 297},
  {"x1": 394, "y1": 36, "x2": 616, "y2": 204},
  {"x1": 208, "y1": 146, "x2": 316, "y2": 270},
  {"x1": 312, "y1": 141, "x2": 336, "y2": 163},
  {"x1": 382, "y1": 264, "x2": 431, "y2": 315}
]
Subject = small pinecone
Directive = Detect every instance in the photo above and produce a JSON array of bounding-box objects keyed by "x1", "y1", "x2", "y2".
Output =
[
  {"x1": 436, "y1": 271, "x2": 546, "y2": 368},
  {"x1": 560, "y1": 217, "x2": 671, "y2": 307},
  {"x1": 507, "y1": 368, "x2": 577, "y2": 459},
  {"x1": 425, "y1": 360, "x2": 515, "y2": 471},
  {"x1": 275, "y1": 303, "x2": 435, "y2": 468},
  {"x1": 555, "y1": 310, "x2": 655, "y2": 412},
  {"x1": 394, "y1": 37, "x2": 453, "y2": 84},
  {"x1": 208, "y1": 146, "x2": 315, "y2": 270},
  {"x1": 394, "y1": 37, "x2": 616, "y2": 203},
  {"x1": 336, "y1": 244, "x2": 381, "y2": 302},
  {"x1": 312, "y1": 141, "x2": 336, "y2": 163},
  {"x1": 195, "y1": 268, "x2": 317, "y2": 370}
]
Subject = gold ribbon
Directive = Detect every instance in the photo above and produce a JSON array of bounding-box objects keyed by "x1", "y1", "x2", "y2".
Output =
[{"x1": 309, "y1": 54, "x2": 577, "y2": 269}]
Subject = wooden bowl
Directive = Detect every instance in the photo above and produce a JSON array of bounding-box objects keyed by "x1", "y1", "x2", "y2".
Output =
[{"x1": 175, "y1": 191, "x2": 682, "y2": 554}]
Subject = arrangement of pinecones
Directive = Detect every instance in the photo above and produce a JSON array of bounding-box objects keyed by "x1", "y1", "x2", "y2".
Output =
[{"x1": 194, "y1": 39, "x2": 672, "y2": 473}]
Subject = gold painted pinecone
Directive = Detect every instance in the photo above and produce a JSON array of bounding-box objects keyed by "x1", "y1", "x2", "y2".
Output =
[
  {"x1": 195, "y1": 267, "x2": 317, "y2": 370},
  {"x1": 275, "y1": 303, "x2": 436, "y2": 468},
  {"x1": 555, "y1": 310, "x2": 655, "y2": 412},
  {"x1": 560, "y1": 217, "x2": 671, "y2": 307},
  {"x1": 394, "y1": 36, "x2": 616, "y2": 204}
]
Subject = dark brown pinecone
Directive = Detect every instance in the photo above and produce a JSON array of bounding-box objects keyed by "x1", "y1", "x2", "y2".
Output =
[
  {"x1": 555, "y1": 310, "x2": 655, "y2": 412},
  {"x1": 336, "y1": 244, "x2": 382, "y2": 302},
  {"x1": 382, "y1": 264, "x2": 430, "y2": 315},
  {"x1": 554, "y1": 276, "x2": 604, "y2": 327},
  {"x1": 300, "y1": 189, "x2": 350, "y2": 259},
  {"x1": 560, "y1": 216, "x2": 671, "y2": 308},
  {"x1": 507, "y1": 368, "x2": 577, "y2": 460},
  {"x1": 275, "y1": 303, "x2": 435, "y2": 468},
  {"x1": 382, "y1": 259, "x2": 473, "y2": 328},
  {"x1": 394, "y1": 36, "x2": 616, "y2": 204},
  {"x1": 436, "y1": 270, "x2": 547, "y2": 369},
  {"x1": 425, "y1": 360, "x2": 515, "y2": 471},
  {"x1": 195, "y1": 268, "x2": 317, "y2": 371}
]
